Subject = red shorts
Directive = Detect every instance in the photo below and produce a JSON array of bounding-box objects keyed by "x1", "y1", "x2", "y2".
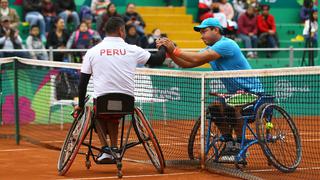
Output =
[{"x1": 93, "y1": 100, "x2": 122, "y2": 124}]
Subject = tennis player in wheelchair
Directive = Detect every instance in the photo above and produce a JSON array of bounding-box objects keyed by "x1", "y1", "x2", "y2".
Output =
[
  {"x1": 73, "y1": 17, "x2": 166, "y2": 164},
  {"x1": 157, "y1": 17, "x2": 264, "y2": 161}
]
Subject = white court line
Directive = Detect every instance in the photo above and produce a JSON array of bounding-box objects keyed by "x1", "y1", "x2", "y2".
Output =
[
  {"x1": 0, "y1": 148, "x2": 32, "y2": 152},
  {"x1": 58, "y1": 172, "x2": 200, "y2": 180},
  {"x1": 246, "y1": 166, "x2": 320, "y2": 173}
]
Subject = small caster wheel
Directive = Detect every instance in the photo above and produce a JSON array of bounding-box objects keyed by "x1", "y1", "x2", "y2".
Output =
[
  {"x1": 117, "y1": 162, "x2": 122, "y2": 169},
  {"x1": 117, "y1": 171, "x2": 123, "y2": 178},
  {"x1": 85, "y1": 160, "x2": 91, "y2": 169}
]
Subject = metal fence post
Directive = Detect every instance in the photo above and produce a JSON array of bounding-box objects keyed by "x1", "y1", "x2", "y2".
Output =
[
  {"x1": 200, "y1": 74, "x2": 205, "y2": 169},
  {"x1": 0, "y1": 62, "x2": 2, "y2": 125},
  {"x1": 13, "y1": 58, "x2": 20, "y2": 145},
  {"x1": 49, "y1": 46, "x2": 53, "y2": 61},
  {"x1": 289, "y1": 46, "x2": 294, "y2": 67}
]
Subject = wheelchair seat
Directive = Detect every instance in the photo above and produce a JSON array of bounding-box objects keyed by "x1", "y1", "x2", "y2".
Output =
[
  {"x1": 96, "y1": 93, "x2": 135, "y2": 115},
  {"x1": 241, "y1": 94, "x2": 275, "y2": 117}
]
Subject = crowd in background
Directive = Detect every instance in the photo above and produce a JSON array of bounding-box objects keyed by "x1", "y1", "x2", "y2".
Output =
[
  {"x1": 0, "y1": 0, "x2": 317, "y2": 63},
  {"x1": 0, "y1": 0, "x2": 168, "y2": 63},
  {"x1": 198, "y1": 0, "x2": 318, "y2": 58}
]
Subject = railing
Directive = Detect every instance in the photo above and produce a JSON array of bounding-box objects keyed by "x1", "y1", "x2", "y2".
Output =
[{"x1": 0, "y1": 47, "x2": 319, "y2": 67}]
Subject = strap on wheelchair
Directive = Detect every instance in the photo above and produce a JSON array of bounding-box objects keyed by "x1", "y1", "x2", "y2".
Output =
[{"x1": 96, "y1": 93, "x2": 135, "y2": 115}]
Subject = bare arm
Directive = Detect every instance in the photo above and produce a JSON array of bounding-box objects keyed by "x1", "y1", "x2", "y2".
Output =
[
  {"x1": 176, "y1": 49, "x2": 221, "y2": 65},
  {"x1": 157, "y1": 38, "x2": 221, "y2": 66},
  {"x1": 169, "y1": 54, "x2": 204, "y2": 68}
]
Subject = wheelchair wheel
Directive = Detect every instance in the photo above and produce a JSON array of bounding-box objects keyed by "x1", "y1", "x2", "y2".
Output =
[
  {"x1": 188, "y1": 117, "x2": 201, "y2": 160},
  {"x1": 57, "y1": 106, "x2": 91, "y2": 175},
  {"x1": 256, "y1": 103, "x2": 302, "y2": 173},
  {"x1": 188, "y1": 112, "x2": 225, "y2": 161},
  {"x1": 132, "y1": 107, "x2": 165, "y2": 173}
]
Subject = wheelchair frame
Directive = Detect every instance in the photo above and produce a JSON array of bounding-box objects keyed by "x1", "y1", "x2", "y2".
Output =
[
  {"x1": 57, "y1": 95, "x2": 165, "y2": 178},
  {"x1": 188, "y1": 94, "x2": 302, "y2": 172}
]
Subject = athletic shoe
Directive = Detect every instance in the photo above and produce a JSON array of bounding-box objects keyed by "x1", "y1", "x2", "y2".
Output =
[
  {"x1": 220, "y1": 141, "x2": 241, "y2": 163},
  {"x1": 96, "y1": 152, "x2": 116, "y2": 164}
]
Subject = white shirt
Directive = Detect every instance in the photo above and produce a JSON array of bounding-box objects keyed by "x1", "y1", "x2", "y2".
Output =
[
  {"x1": 81, "y1": 36, "x2": 151, "y2": 98},
  {"x1": 213, "y1": 12, "x2": 228, "y2": 28},
  {"x1": 303, "y1": 20, "x2": 318, "y2": 36}
]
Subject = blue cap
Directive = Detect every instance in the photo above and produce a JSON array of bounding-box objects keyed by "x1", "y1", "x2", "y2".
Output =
[{"x1": 194, "y1": 18, "x2": 223, "y2": 32}]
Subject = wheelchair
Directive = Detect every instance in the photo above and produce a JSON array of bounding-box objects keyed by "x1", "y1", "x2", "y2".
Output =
[
  {"x1": 188, "y1": 92, "x2": 302, "y2": 172},
  {"x1": 57, "y1": 93, "x2": 165, "y2": 178}
]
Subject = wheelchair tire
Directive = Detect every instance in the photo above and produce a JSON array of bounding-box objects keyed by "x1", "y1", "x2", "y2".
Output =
[
  {"x1": 188, "y1": 117, "x2": 201, "y2": 160},
  {"x1": 188, "y1": 113, "x2": 225, "y2": 162},
  {"x1": 57, "y1": 106, "x2": 91, "y2": 176},
  {"x1": 132, "y1": 107, "x2": 165, "y2": 173},
  {"x1": 256, "y1": 103, "x2": 302, "y2": 173}
]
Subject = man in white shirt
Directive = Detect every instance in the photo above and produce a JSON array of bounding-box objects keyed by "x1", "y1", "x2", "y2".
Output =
[{"x1": 74, "y1": 17, "x2": 166, "y2": 163}]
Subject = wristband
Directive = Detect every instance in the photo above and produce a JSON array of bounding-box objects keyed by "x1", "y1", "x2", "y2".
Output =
[{"x1": 172, "y1": 48, "x2": 181, "y2": 57}]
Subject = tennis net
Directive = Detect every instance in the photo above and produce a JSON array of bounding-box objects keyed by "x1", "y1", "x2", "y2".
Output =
[{"x1": 1, "y1": 57, "x2": 320, "y2": 180}]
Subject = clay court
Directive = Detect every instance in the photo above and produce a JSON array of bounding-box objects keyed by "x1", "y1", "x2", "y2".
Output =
[
  {"x1": 0, "y1": 138, "x2": 241, "y2": 180},
  {"x1": 1, "y1": 116, "x2": 320, "y2": 180}
]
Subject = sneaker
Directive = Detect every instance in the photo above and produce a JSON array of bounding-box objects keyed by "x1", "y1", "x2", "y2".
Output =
[
  {"x1": 96, "y1": 152, "x2": 116, "y2": 164},
  {"x1": 220, "y1": 141, "x2": 241, "y2": 163}
]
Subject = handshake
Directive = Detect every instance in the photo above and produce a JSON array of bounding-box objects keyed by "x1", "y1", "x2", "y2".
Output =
[{"x1": 155, "y1": 37, "x2": 177, "y2": 55}]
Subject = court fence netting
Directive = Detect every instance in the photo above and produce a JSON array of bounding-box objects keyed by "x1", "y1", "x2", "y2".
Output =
[{"x1": 1, "y1": 57, "x2": 320, "y2": 180}]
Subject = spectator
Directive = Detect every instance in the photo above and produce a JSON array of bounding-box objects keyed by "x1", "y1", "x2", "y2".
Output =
[
  {"x1": 0, "y1": 16, "x2": 30, "y2": 58},
  {"x1": 67, "y1": 22, "x2": 96, "y2": 49},
  {"x1": 248, "y1": 0, "x2": 260, "y2": 13},
  {"x1": 303, "y1": 8, "x2": 318, "y2": 47},
  {"x1": 300, "y1": 0, "x2": 316, "y2": 22},
  {"x1": 257, "y1": 5, "x2": 278, "y2": 58},
  {"x1": 41, "y1": 0, "x2": 57, "y2": 33},
  {"x1": 125, "y1": 25, "x2": 142, "y2": 47},
  {"x1": 238, "y1": 6, "x2": 258, "y2": 58},
  {"x1": 91, "y1": 0, "x2": 110, "y2": 17},
  {"x1": 46, "y1": 17, "x2": 69, "y2": 61},
  {"x1": 232, "y1": 0, "x2": 248, "y2": 19},
  {"x1": 212, "y1": 2, "x2": 227, "y2": 28},
  {"x1": 82, "y1": 15, "x2": 102, "y2": 44},
  {"x1": 198, "y1": 0, "x2": 214, "y2": 22},
  {"x1": 123, "y1": 3, "x2": 146, "y2": 36},
  {"x1": 0, "y1": 0, "x2": 20, "y2": 30},
  {"x1": 67, "y1": 22, "x2": 96, "y2": 63},
  {"x1": 26, "y1": 24, "x2": 49, "y2": 60},
  {"x1": 23, "y1": 0, "x2": 46, "y2": 41},
  {"x1": 96, "y1": 3, "x2": 121, "y2": 38},
  {"x1": 79, "y1": 6, "x2": 93, "y2": 22},
  {"x1": 56, "y1": 0, "x2": 80, "y2": 29},
  {"x1": 219, "y1": 0, "x2": 234, "y2": 20},
  {"x1": 147, "y1": 28, "x2": 166, "y2": 48}
]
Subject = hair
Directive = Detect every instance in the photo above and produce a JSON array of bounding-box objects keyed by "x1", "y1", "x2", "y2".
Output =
[
  {"x1": 30, "y1": 24, "x2": 39, "y2": 30},
  {"x1": 303, "y1": 0, "x2": 314, "y2": 8},
  {"x1": 151, "y1": 28, "x2": 160, "y2": 34},
  {"x1": 209, "y1": 26, "x2": 223, "y2": 34},
  {"x1": 260, "y1": 4, "x2": 270, "y2": 11},
  {"x1": 53, "y1": 17, "x2": 63, "y2": 28},
  {"x1": 310, "y1": 8, "x2": 318, "y2": 22},
  {"x1": 107, "y1": 3, "x2": 117, "y2": 16},
  {"x1": 105, "y1": 17, "x2": 125, "y2": 34},
  {"x1": 77, "y1": 21, "x2": 88, "y2": 29},
  {"x1": 126, "y1": 3, "x2": 135, "y2": 9}
]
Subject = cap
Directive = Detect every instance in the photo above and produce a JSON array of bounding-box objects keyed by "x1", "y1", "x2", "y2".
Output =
[
  {"x1": 1, "y1": 16, "x2": 10, "y2": 22},
  {"x1": 194, "y1": 18, "x2": 223, "y2": 32}
]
